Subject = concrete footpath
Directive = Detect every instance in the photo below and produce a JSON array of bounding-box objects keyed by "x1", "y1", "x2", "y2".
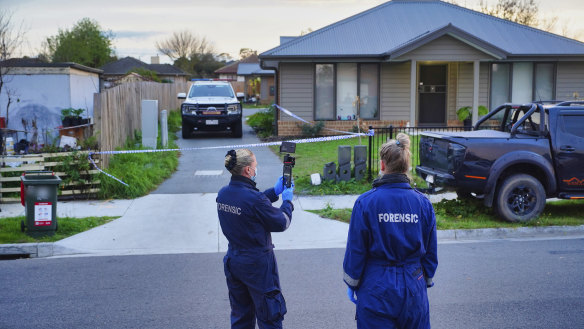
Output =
[{"x1": 1, "y1": 193, "x2": 583, "y2": 258}]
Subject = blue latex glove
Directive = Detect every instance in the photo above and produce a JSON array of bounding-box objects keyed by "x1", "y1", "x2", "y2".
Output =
[
  {"x1": 347, "y1": 287, "x2": 357, "y2": 304},
  {"x1": 282, "y1": 181, "x2": 294, "y2": 201},
  {"x1": 274, "y1": 176, "x2": 285, "y2": 195}
]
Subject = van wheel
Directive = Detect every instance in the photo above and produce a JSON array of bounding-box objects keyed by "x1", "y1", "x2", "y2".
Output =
[
  {"x1": 233, "y1": 121, "x2": 242, "y2": 138},
  {"x1": 495, "y1": 174, "x2": 546, "y2": 222},
  {"x1": 182, "y1": 124, "x2": 192, "y2": 139}
]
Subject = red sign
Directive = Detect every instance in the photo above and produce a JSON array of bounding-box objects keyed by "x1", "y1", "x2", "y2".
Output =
[{"x1": 34, "y1": 202, "x2": 53, "y2": 226}]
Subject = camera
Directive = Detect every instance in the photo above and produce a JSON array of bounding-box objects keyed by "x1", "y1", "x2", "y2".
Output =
[{"x1": 280, "y1": 142, "x2": 296, "y2": 188}]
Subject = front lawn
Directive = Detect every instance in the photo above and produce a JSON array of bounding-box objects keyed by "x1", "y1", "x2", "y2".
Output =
[
  {"x1": 0, "y1": 216, "x2": 118, "y2": 244},
  {"x1": 269, "y1": 133, "x2": 425, "y2": 195},
  {"x1": 307, "y1": 198, "x2": 584, "y2": 229}
]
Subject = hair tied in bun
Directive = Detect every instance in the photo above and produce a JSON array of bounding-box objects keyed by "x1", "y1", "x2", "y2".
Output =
[{"x1": 226, "y1": 150, "x2": 237, "y2": 170}]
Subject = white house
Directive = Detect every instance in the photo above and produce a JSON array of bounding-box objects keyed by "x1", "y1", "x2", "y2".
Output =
[{"x1": 0, "y1": 58, "x2": 101, "y2": 143}]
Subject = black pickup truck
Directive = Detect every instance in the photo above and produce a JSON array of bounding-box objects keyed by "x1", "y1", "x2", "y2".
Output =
[{"x1": 416, "y1": 101, "x2": 584, "y2": 222}]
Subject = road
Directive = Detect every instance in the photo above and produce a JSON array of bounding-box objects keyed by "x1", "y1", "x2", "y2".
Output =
[
  {"x1": 1, "y1": 237, "x2": 583, "y2": 329},
  {"x1": 152, "y1": 108, "x2": 283, "y2": 194}
]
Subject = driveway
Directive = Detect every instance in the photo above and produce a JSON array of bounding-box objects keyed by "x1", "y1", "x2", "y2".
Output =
[{"x1": 152, "y1": 108, "x2": 283, "y2": 193}]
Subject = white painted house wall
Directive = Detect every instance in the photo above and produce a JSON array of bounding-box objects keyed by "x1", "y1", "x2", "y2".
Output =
[{"x1": 0, "y1": 67, "x2": 99, "y2": 143}]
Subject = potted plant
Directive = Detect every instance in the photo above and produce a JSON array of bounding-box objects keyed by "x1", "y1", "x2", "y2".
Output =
[
  {"x1": 457, "y1": 105, "x2": 488, "y2": 130},
  {"x1": 71, "y1": 108, "x2": 87, "y2": 126},
  {"x1": 61, "y1": 108, "x2": 74, "y2": 127}
]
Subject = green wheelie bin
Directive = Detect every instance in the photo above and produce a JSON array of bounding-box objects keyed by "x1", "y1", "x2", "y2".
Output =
[{"x1": 20, "y1": 171, "x2": 62, "y2": 237}]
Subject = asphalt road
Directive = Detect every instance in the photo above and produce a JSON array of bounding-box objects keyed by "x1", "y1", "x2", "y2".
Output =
[
  {"x1": 152, "y1": 108, "x2": 284, "y2": 194},
  {"x1": 1, "y1": 237, "x2": 583, "y2": 329}
]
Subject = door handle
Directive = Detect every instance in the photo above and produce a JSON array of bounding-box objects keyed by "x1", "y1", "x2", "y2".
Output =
[{"x1": 560, "y1": 145, "x2": 575, "y2": 152}]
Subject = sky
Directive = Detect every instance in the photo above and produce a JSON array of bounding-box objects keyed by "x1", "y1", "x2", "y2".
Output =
[{"x1": 3, "y1": 0, "x2": 584, "y2": 65}]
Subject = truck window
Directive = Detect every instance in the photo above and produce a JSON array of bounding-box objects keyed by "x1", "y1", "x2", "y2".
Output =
[
  {"x1": 562, "y1": 115, "x2": 584, "y2": 138},
  {"x1": 189, "y1": 85, "x2": 234, "y2": 98}
]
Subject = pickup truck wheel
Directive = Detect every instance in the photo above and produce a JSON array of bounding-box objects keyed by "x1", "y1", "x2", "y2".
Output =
[
  {"x1": 232, "y1": 121, "x2": 242, "y2": 138},
  {"x1": 495, "y1": 174, "x2": 546, "y2": 222},
  {"x1": 182, "y1": 124, "x2": 192, "y2": 139}
]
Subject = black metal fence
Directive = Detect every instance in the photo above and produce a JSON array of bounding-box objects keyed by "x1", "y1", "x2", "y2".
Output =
[{"x1": 367, "y1": 125, "x2": 469, "y2": 180}]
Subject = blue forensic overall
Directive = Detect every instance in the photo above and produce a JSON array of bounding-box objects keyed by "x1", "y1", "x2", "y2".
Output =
[
  {"x1": 217, "y1": 175, "x2": 294, "y2": 329},
  {"x1": 343, "y1": 174, "x2": 438, "y2": 329}
]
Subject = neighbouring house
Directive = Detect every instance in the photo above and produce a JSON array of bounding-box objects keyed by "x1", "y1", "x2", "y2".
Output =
[
  {"x1": 215, "y1": 61, "x2": 240, "y2": 82},
  {"x1": 0, "y1": 58, "x2": 102, "y2": 143},
  {"x1": 214, "y1": 54, "x2": 275, "y2": 104},
  {"x1": 100, "y1": 56, "x2": 188, "y2": 88},
  {"x1": 259, "y1": 0, "x2": 584, "y2": 136}
]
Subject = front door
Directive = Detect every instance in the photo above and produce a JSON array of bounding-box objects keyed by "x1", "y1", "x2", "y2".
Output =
[{"x1": 418, "y1": 65, "x2": 447, "y2": 125}]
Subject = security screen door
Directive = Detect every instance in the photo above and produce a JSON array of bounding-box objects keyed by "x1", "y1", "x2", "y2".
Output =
[{"x1": 418, "y1": 65, "x2": 447, "y2": 125}]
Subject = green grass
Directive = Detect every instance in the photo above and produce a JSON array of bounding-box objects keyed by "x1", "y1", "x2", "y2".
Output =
[
  {"x1": 243, "y1": 104, "x2": 271, "y2": 109},
  {"x1": 0, "y1": 216, "x2": 118, "y2": 244},
  {"x1": 307, "y1": 199, "x2": 584, "y2": 229},
  {"x1": 97, "y1": 110, "x2": 181, "y2": 199},
  {"x1": 268, "y1": 133, "x2": 430, "y2": 195}
]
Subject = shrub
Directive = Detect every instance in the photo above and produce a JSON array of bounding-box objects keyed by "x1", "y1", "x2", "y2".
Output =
[
  {"x1": 247, "y1": 107, "x2": 275, "y2": 137},
  {"x1": 298, "y1": 121, "x2": 324, "y2": 137}
]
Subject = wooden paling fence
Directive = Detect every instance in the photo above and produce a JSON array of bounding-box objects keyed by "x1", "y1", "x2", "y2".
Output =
[
  {"x1": 93, "y1": 81, "x2": 191, "y2": 167},
  {"x1": 0, "y1": 152, "x2": 101, "y2": 203}
]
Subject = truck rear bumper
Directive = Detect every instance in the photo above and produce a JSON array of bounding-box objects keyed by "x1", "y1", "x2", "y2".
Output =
[{"x1": 415, "y1": 166, "x2": 456, "y2": 187}]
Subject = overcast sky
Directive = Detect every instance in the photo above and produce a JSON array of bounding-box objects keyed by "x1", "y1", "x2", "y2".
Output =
[{"x1": 4, "y1": 0, "x2": 584, "y2": 64}]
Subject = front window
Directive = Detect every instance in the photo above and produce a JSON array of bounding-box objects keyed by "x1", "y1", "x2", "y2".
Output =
[
  {"x1": 189, "y1": 84, "x2": 234, "y2": 98},
  {"x1": 315, "y1": 64, "x2": 335, "y2": 120},
  {"x1": 490, "y1": 62, "x2": 556, "y2": 109},
  {"x1": 337, "y1": 63, "x2": 358, "y2": 120},
  {"x1": 314, "y1": 63, "x2": 380, "y2": 120}
]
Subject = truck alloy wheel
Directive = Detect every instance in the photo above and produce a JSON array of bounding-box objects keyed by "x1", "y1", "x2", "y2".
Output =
[{"x1": 496, "y1": 174, "x2": 546, "y2": 222}]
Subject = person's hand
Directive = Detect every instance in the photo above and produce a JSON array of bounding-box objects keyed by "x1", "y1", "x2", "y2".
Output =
[
  {"x1": 347, "y1": 286, "x2": 357, "y2": 304},
  {"x1": 282, "y1": 181, "x2": 294, "y2": 201},
  {"x1": 274, "y1": 176, "x2": 285, "y2": 195},
  {"x1": 425, "y1": 276, "x2": 434, "y2": 288}
]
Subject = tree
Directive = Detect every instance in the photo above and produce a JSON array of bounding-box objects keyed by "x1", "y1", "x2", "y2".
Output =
[
  {"x1": 45, "y1": 18, "x2": 115, "y2": 68},
  {"x1": 0, "y1": 9, "x2": 26, "y2": 127},
  {"x1": 155, "y1": 30, "x2": 215, "y2": 61},
  {"x1": 239, "y1": 48, "x2": 256, "y2": 60},
  {"x1": 479, "y1": 0, "x2": 538, "y2": 26},
  {"x1": 156, "y1": 30, "x2": 225, "y2": 78},
  {"x1": 477, "y1": 0, "x2": 582, "y2": 40}
]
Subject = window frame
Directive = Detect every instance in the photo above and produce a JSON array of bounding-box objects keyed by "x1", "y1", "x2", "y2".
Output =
[
  {"x1": 313, "y1": 63, "x2": 381, "y2": 121},
  {"x1": 489, "y1": 62, "x2": 557, "y2": 108}
]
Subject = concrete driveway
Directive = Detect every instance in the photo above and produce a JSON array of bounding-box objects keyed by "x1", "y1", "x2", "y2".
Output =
[{"x1": 152, "y1": 108, "x2": 283, "y2": 193}]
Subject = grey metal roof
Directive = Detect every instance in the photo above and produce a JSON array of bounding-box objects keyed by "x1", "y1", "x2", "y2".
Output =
[
  {"x1": 237, "y1": 63, "x2": 275, "y2": 75},
  {"x1": 100, "y1": 57, "x2": 187, "y2": 76},
  {"x1": 261, "y1": 0, "x2": 584, "y2": 59},
  {"x1": 2, "y1": 58, "x2": 103, "y2": 74}
]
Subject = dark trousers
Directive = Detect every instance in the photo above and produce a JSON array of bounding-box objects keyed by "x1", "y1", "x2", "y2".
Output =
[
  {"x1": 223, "y1": 250, "x2": 287, "y2": 329},
  {"x1": 355, "y1": 263, "x2": 430, "y2": 329}
]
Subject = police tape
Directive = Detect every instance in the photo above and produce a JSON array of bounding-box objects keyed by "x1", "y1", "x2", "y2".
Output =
[
  {"x1": 88, "y1": 130, "x2": 374, "y2": 186},
  {"x1": 273, "y1": 104, "x2": 366, "y2": 136}
]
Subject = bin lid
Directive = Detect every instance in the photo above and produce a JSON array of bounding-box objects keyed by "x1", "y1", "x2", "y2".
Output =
[{"x1": 20, "y1": 175, "x2": 62, "y2": 185}]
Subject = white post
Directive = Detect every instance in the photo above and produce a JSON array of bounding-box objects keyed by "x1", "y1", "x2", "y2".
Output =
[
  {"x1": 410, "y1": 60, "x2": 417, "y2": 126},
  {"x1": 141, "y1": 100, "x2": 158, "y2": 149},
  {"x1": 160, "y1": 110, "x2": 168, "y2": 148},
  {"x1": 472, "y1": 60, "x2": 480, "y2": 125}
]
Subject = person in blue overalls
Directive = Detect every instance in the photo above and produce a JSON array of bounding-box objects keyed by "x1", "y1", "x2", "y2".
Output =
[
  {"x1": 343, "y1": 133, "x2": 438, "y2": 329},
  {"x1": 217, "y1": 148, "x2": 294, "y2": 329}
]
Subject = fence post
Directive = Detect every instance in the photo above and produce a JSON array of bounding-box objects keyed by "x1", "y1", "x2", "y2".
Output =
[
  {"x1": 160, "y1": 110, "x2": 168, "y2": 148},
  {"x1": 368, "y1": 125, "x2": 373, "y2": 181},
  {"x1": 389, "y1": 125, "x2": 394, "y2": 140}
]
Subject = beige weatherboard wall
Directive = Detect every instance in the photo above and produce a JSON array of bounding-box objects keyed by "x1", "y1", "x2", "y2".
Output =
[{"x1": 393, "y1": 34, "x2": 497, "y2": 125}]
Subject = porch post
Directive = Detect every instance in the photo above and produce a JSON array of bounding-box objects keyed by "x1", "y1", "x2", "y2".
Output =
[
  {"x1": 472, "y1": 60, "x2": 480, "y2": 125},
  {"x1": 410, "y1": 60, "x2": 417, "y2": 126}
]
